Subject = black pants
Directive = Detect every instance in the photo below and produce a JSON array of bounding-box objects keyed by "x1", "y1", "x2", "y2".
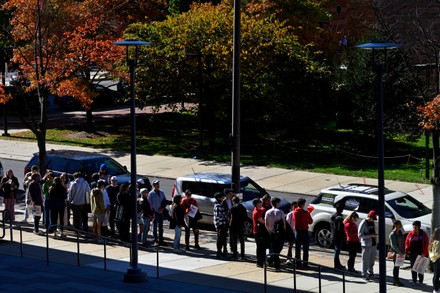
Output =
[
  {"x1": 295, "y1": 230, "x2": 310, "y2": 267},
  {"x1": 269, "y1": 233, "x2": 284, "y2": 270},
  {"x1": 230, "y1": 226, "x2": 245, "y2": 257},
  {"x1": 434, "y1": 259, "x2": 440, "y2": 291},
  {"x1": 255, "y1": 232, "x2": 268, "y2": 266},
  {"x1": 409, "y1": 253, "x2": 424, "y2": 283},
  {"x1": 71, "y1": 204, "x2": 89, "y2": 232},
  {"x1": 185, "y1": 219, "x2": 199, "y2": 246},
  {"x1": 216, "y1": 225, "x2": 228, "y2": 255},
  {"x1": 347, "y1": 241, "x2": 358, "y2": 270},
  {"x1": 51, "y1": 207, "x2": 65, "y2": 230}
]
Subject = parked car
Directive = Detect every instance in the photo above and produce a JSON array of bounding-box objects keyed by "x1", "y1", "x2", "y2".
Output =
[
  {"x1": 24, "y1": 150, "x2": 143, "y2": 184},
  {"x1": 308, "y1": 183, "x2": 432, "y2": 248},
  {"x1": 54, "y1": 84, "x2": 124, "y2": 110},
  {"x1": 171, "y1": 172, "x2": 290, "y2": 236}
]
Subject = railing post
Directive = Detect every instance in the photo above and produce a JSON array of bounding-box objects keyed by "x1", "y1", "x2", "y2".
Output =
[
  {"x1": 104, "y1": 238, "x2": 107, "y2": 270},
  {"x1": 46, "y1": 230, "x2": 49, "y2": 265},
  {"x1": 156, "y1": 246, "x2": 160, "y2": 278},
  {"x1": 76, "y1": 230, "x2": 80, "y2": 266},
  {"x1": 318, "y1": 265, "x2": 322, "y2": 293}
]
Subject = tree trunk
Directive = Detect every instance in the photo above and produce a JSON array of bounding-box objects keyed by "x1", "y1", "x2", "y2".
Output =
[
  {"x1": 432, "y1": 129, "x2": 440, "y2": 230},
  {"x1": 86, "y1": 108, "x2": 93, "y2": 132}
]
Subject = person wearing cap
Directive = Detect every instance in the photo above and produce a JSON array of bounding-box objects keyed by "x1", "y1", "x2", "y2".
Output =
[
  {"x1": 358, "y1": 210, "x2": 378, "y2": 281},
  {"x1": 99, "y1": 163, "x2": 110, "y2": 183},
  {"x1": 105, "y1": 176, "x2": 119, "y2": 238},
  {"x1": 181, "y1": 189, "x2": 201, "y2": 250},
  {"x1": 148, "y1": 179, "x2": 167, "y2": 246},
  {"x1": 140, "y1": 188, "x2": 154, "y2": 246},
  {"x1": 405, "y1": 220, "x2": 429, "y2": 285},
  {"x1": 136, "y1": 178, "x2": 152, "y2": 192}
]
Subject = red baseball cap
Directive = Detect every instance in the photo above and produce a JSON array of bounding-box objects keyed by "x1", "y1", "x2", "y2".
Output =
[{"x1": 368, "y1": 210, "x2": 377, "y2": 220}]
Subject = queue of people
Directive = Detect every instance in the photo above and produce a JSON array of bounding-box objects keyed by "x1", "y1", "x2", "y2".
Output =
[{"x1": 6, "y1": 169, "x2": 440, "y2": 291}]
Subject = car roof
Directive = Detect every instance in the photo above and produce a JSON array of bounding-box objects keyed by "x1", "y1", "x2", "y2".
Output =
[
  {"x1": 321, "y1": 183, "x2": 403, "y2": 200},
  {"x1": 33, "y1": 150, "x2": 108, "y2": 160},
  {"x1": 177, "y1": 172, "x2": 251, "y2": 184}
]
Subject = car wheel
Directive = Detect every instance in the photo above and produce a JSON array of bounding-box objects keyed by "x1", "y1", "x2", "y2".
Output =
[
  {"x1": 243, "y1": 219, "x2": 253, "y2": 237},
  {"x1": 315, "y1": 223, "x2": 332, "y2": 248}
]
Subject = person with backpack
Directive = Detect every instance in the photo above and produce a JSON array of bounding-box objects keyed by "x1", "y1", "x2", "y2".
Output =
[
  {"x1": 331, "y1": 202, "x2": 345, "y2": 270},
  {"x1": 265, "y1": 197, "x2": 286, "y2": 272}
]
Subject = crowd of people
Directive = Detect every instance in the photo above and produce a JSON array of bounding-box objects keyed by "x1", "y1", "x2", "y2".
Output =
[{"x1": 2, "y1": 167, "x2": 440, "y2": 291}]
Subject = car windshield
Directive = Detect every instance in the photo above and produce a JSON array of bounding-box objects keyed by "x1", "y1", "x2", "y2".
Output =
[
  {"x1": 386, "y1": 195, "x2": 431, "y2": 218},
  {"x1": 240, "y1": 179, "x2": 264, "y2": 201}
]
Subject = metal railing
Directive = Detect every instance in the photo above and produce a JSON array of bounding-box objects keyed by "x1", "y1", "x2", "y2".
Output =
[{"x1": 264, "y1": 252, "x2": 349, "y2": 293}]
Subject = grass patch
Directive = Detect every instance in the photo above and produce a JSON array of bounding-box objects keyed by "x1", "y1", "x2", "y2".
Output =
[{"x1": 4, "y1": 111, "x2": 431, "y2": 184}]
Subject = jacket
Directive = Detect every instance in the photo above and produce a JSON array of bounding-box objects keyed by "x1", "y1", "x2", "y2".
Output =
[
  {"x1": 358, "y1": 219, "x2": 376, "y2": 247},
  {"x1": 405, "y1": 229, "x2": 429, "y2": 257}
]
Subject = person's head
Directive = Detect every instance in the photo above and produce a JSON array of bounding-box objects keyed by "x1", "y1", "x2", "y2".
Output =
[
  {"x1": 31, "y1": 165, "x2": 39, "y2": 173},
  {"x1": 214, "y1": 192, "x2": 224, "y2": 202},
  {"x1": 262, "y1": 194, "x2": 271, "y2": 206},
  {"x1": 110, "y1": 176, "x2": 118, "y2": 186},
  {"x1": 367, "y1": 210, "x2": 377, "y2": 221},
  {"x1": 152, "y1": 179, "x2": 160, "y2": 189},
  {"x1": 184, "y1": 189, "x2": 192, "y2": 198},
  {"x1": 253, "y1": 198, "x2": 262, "y2": 208},
  {"x1": 120, "y1": 183, "x2": 129, "y2": 193},
  {"x1": 97, "y1": 179, "x2": 106, "y2": 189},
  {"x1": 412, "y1": 220, "x2": 421, "y2": 232},
  {"x1": 334, "y1": 202, "x2": 344, "y2": 214},
  {"x1": 60, "y1": 172, "x2": 67, "y2": 182},
  {"x1": 291, "y1": 201, "x2": 298, "y2": 209},
  {"x1": 99, "y1": 163, "x2": 107, "y2": 171},
  {"x1": 140, "y1": 188, "x2": 149, "y2": 198},
  {"x1": 91, "y1": 173, "x2": 99, "y2": 182},
  {"x1": 136, "y1": 179, "x2": 145, "y2": 188},
  {"x1": 6, "y1": 169, "x2": 13, "y2": 178},
  {"x1": 224, "y1": 189, "x2": 233, "y2": 199},
  {"x1": 271, "y1": 197, "x2": 281, "y2": 208},
  {"x1": 73, "y1": 172, "x2": 82, "y2": 179},
  {"x1": 232, "y1": 196, "x2": 240, "y2": 205},
  {"x1": 392, "y1": 220, "x2": 402, "y2": 231},
  {"x1": 52, "y1": 176, "x2": 61, "y2": 186},
  {"x1": 345, "y1": 211, "x2": 359, "y2": 223},
  {"x1": 297, "y1": 198, "x2": 306, "y2": 208},
  {"x1": 173, "y1": 195, "x2": 182, "y2": 205}
]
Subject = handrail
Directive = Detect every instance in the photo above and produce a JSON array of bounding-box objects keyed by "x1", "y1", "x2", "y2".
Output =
[
  {"x1": 0, "y1": 209, "x2": 14, "y2": 240},
  {"x1": 264, "y1": 252, "x2": 349, "y2": 293}
]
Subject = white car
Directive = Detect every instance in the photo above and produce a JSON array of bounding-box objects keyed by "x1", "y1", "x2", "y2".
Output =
[{"x1": 308, "y1": 183, "x2": 432, "y2": 248}]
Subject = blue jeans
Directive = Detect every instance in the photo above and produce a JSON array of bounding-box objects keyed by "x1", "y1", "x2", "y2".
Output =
[
  {"x1": 174, "y1": 226, "x2": 181, "y2": 250},
  {"x1": 152, "y1": 212, "x2": 164, "y2": 243},
  {"x1": 334, "y1": 239, "x2": 343, "y2": 267},
  {"x1": 141, "y1": 216, "x2": 150, "y2": 243}
]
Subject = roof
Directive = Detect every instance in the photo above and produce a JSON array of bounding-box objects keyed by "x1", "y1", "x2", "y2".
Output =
[{"x1": 33, "y1": 150, "x2": 108, "y2": 160}]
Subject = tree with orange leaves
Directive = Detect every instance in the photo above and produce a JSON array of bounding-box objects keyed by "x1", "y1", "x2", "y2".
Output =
[{"x1": 2, "y1": 0, "x2": 127, "y2": 172}]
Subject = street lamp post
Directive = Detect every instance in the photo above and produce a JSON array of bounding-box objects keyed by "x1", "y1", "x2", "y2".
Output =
[
  {"x1": 355, "y1": 41, "x2": 401, "y2": 293},
  {"x1": 231, "y1": 0, "x2": 241, "y2": 194},
  {"x1": 114, "y1": 39, "x2": 150, "y2": 283}
]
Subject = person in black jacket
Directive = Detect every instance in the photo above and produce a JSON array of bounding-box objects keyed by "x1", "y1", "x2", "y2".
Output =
[
  {"x1": 331, "y1": 202, "x2": 346, "y2": 269},
  {"x1": 115, "y1": 183, "x2": 131, "y2": 242},
  {"x1": 29, "y1": 173, "x2": 44, "y2": 235},
  {"x1": 140, "y1": 188, "x2": 154, "y2": 246},
  {"x1": 49, "y1": 177, "x2": 67, "y2": 238},
  {"x1": 229, "y1": 196, "x2": 247, "y2": 259},
  {"x1": 171, "y1": 195, "x2": 185, "y2": 251}
]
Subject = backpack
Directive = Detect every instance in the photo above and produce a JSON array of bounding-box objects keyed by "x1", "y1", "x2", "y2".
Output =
[{"x1": 331, "y1": 213, "x2": 344, "y2": 240}]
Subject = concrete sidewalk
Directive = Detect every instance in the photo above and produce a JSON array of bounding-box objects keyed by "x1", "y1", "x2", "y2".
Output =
[{"x1": 0, "y1": 139, "x2": 436, "y2": 292}]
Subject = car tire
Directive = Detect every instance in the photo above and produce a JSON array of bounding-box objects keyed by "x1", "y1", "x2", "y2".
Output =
[
  {"x1": 314, "y1": 223, "x2": 332, "y2": 248},
  {"x1": 243, "y1": 219, "x2": 254, "y2": 238}
]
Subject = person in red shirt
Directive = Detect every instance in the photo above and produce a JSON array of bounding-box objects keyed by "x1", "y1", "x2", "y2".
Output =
[
  {"x1": 405, "y1": 220, "x2": 429, "y2": 284},
  {"x1": 344, "y1": 211, "x2": 360, "y2": 273},
  {"x1": 252, "y1": 198, "x2": 269, "y2": 268},
  {"x1": 293, "y1": 198, "x2": 313, "y2": 269},
  {"x1": 180, "y1": 189, "x2": 201, "y2": 250}
]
